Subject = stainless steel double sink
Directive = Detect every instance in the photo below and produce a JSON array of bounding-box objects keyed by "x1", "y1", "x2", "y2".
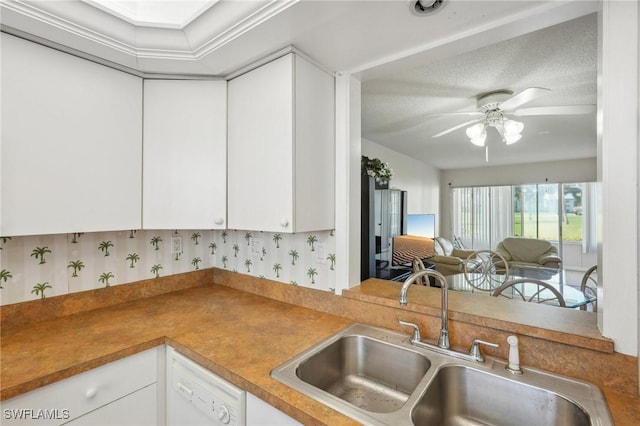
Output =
[{"x1": 271, "y1": 323, "x2": 614, "y2": 425}]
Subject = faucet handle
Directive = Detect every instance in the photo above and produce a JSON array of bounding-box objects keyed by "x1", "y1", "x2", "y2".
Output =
[
  {"x1": 399, "y1": 320, "x2": 422, "y2": 343},
  {"x1": 469, "y1": 339, "x2": 499, "y2": 362}
]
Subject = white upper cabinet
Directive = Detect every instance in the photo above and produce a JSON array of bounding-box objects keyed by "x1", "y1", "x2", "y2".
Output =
[
  {"x1": 1, "y1": 33, "x2": 142, "y2": 236},
  {"x1": 227, "y1": 53, "x2": 335, "y2": 233},
  {"x1": 142, "y1": 79, "x2": 227, "y2": 229}
]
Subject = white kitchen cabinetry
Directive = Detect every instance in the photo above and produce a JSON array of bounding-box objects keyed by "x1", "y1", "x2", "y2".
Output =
[
  {"x1": 143, "y1": 79, "x2": 227, "y2": 229},
  {"x1": 227, "y1": 53, "x2": 335, "y2": 233},
  {"x1": 246, "y1": 392, "x2": 302, "y2": 425},
  {"x1": 0, "y1": 347, "x2": 160, "y2": 426},
  {"x1": 0, "y1": 33, "x2": 142, "y2": 236}
]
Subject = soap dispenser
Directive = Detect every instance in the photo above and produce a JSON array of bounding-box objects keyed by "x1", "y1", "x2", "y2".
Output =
[{"x1": 506, "y1": 335, "x2": 523, "y2": 375}]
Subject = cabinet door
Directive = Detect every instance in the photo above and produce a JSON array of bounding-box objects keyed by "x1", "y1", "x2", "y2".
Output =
[
  {"x1": 143, "y1": 79, "x2": 227, "y2": 229},
  {"x1": 227, "y1": 54, "x2": 294, "y2": 232},
  {"x1": 246, "y1": 392, "x2": 302, "y2": 425},
  {"x1": 0, "y1": 33, "x2": 142, "y2": 236}
]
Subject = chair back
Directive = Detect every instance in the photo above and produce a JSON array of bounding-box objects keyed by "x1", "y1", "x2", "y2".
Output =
[
  {"x1": 463, "y1": 250, "x2": 510, "y2": 291},
  {"x1": 580, "y1": 265, "x2": 598, "y2": 311},
  {"x1": 492, "y1": 278, "x2": 567, "y2": 307},
  {"x1": 412, "y1": 257, "x2": 430, "y2": 286}
]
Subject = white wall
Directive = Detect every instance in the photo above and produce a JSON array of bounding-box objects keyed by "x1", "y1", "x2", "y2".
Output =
[
  {"x1": 598, "y1": 0, "x2": 639, "y2": 357},
  {"x1": 362, "y1": 138, "x2": 440, "y2": 231}
]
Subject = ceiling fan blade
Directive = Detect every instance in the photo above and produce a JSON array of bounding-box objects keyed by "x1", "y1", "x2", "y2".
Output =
[
  {"x1": 376, "y1": 111, "x2": 483, "y2": 133},
  {"x1": 424, "y1": 112, "x2": 485, "y2": 118},
  {"x1": 432, "y1": 118, "x2": 483, "y2": 138},
  {"x1": 512, "y1": 105, "x2": 596, "y2": 116},
  {"x1": 500, "y1": 87, "x2": 551, "y2": 111}
]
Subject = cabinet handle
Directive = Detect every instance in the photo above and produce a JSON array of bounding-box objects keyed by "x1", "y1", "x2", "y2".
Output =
[
  {"x1": 85, "y1": 387, "x2": 97, "y2": 399},
  {"x1": 214, "y1": 218, "x2": 224, "y2": 225},
  {"x1": 280, "y1": 218, "x2": 289, "y2": 228}
]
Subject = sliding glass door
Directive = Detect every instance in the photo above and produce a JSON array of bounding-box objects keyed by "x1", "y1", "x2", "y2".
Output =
[
  {"x1": 514, "y1": 184, "x2": 560, "y2": 242},
  {"x1": 451, "y1": 182, "x2": 596, "y2": 270}
]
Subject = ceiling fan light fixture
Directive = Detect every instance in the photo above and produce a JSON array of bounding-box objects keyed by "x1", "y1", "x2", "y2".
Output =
[
  {"x1": 465, "y1": 122, "x2": 485, "y2": 139},
  {"x1": 504, "y1": 133, "x2": 522, "y2": 145},
  {"x1": 504, "y1": 119, "x2": 524, "y2": 136},
  {"x1": 470, "y1": 132, "x2": 487, "y2": 147}
]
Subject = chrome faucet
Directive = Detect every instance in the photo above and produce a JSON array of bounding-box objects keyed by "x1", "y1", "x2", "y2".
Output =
[
  {"x1": 399, "y1": 320, "x2": 499, "y2": 363},
  {"x1": 399, "y1": 269, "x2": 450, "y2": 349},
  {"x1": 399, "y1": 269, "x2": 499, "y2": 362}
]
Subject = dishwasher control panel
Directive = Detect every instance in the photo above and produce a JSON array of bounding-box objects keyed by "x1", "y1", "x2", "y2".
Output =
[{"x1": 167, "y1": 348, "x2": 246, "y2": 426}]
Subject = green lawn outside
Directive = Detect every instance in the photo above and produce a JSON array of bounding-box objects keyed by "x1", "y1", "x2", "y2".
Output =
[{"x1": 514, "y1": 212, "x2": 583, "y2": 241}]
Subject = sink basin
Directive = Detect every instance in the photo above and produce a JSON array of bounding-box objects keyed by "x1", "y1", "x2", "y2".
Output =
[
  {"x1": 296, "y1": 334, "x2": 431, "y2": 413},
  {"x1": 412, "y1": 365, "x2": 590, "y2": 426},
  {"x1": 271, "y1": 323, "x2": 613, "y2": 426}
]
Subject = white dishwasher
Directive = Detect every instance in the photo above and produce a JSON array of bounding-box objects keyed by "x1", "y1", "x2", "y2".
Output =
[{"x1": 167, "y1": 347, "x2": 246, "y2": 426}]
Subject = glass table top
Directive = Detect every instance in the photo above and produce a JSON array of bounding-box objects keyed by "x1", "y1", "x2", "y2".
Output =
[{"x1": 443, "y1": 268, "x2": 593, "y2": 308}]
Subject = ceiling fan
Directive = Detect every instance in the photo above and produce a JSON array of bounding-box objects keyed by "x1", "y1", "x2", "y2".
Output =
[{"x1": 430, "y1": 87, "x2": 596, "y2": 147}]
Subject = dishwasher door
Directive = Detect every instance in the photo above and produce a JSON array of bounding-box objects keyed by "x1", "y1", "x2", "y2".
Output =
[{"x1": 167, "y1": 347, "x2": 246, "y2": 426}]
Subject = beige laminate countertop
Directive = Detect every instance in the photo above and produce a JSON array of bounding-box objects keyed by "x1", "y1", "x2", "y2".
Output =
[{"x1": 1, "y1": 283, "x2": 638, "y2": 425}]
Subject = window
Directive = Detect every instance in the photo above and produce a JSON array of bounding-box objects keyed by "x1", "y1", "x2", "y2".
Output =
[{"x1": 451, "y1": 182, "x2": 595, "y2": 252}]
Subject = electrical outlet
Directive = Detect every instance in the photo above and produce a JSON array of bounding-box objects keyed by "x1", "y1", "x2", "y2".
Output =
[
  {"x1": 316, "y1": 242, "x2": 327, "y2": 264},
  {"x1": 171, "y1": 235, "x2": 183, "y2": 255},
  {"x1": 250, "y1": 237, "x2": 263, "y2": 257}
]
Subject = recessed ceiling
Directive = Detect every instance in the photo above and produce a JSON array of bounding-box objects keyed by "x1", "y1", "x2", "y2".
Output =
[{"x1": 84, "y1": 0, "x2": 218, "y2": 29}]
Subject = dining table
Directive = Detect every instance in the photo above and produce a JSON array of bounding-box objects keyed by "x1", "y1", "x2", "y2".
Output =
[{"x1": 443, "y1": 267, "x2": 594, "y2": 308}]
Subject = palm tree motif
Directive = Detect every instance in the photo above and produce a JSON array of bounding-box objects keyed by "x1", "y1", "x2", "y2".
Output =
[
  {"x1": 31, "y1": 246, "x2": 52, "y2": 264},
  {"x1": 233, "y1": 244, "x2": 240, "y2": 257},
  {"x1": 70, "y1": 233, "x2": 83, "y2": 243},
  {"x1": 307, "y1": 235, "x2": 318, "y2": 252},
  {"x1": 192, "y1": 257, "x2": 202, "y2": 270},
  {"x1": 0, "y1": 236, "x2": 12, "y2": 245},
  {"x1": 150, "y1": 236, "x2": 162, "y2": 251},
  {"x1": 329, "y1": 288, "x2": 336, "y2": 294},
  {"x1": 151, "y1": 264, "x2": 163, "y2": 278},
  {"x1": 273, "y1": 233, "x2": 282, "y2": 248},
  {"x1": 126, "y1": 253, "x2": 140, "y2": 268},
  {"x1": 289, "y1": 249, "x2": 299, "y2": 265},
  {"x1": 222, "y1": 231, "x2": 228, "y2": 243},
  {"x1": 327, "y1": 253, "x2": 337, "y2": 270},
  {"x1": 31, "y1": 282, "x2": 52, "y2": 299},
  {"x1": 99, "y1": 272, "x2": 114, "y2": 287},
  {"x1": 221, "y1": 255, "x2": 228, "y2": 268},
  {"x1": 245, "y1": 259, "x2": 252, "y2": 273},
  {"x1": 261, "y1": 247, "x2": 266, "y2": 260},
  {"x1": 191, "y1": 232, "x2": 201, "y2": 245},
  {"x1": 0, "y1": 269, "x2": 13, "y2": 289},
  {"x1": 307, "y1": 268, "x2": 318, "y2": 285},
  {"x1": 99, "y1": 240, "x2": 114, "y2": 256},
  {"x1": 244, "y1": 232, "x2": 252, "y2": 245},
  {"x1": 290, "y1": 281, "x2": 299, "y2": 286},
  {"x1": 129, "y1": 230, "x2": 137, "y2": 239},
  {"x1": 67, "y1": 260, "x2": 85, "y2": 277},
  {"x1": 273, "y1": 263, "x2": 282, "y2": 278}
]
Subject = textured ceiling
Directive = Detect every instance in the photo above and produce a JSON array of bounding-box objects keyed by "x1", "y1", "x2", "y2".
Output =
[{"x1": 361, "y1": 13, "x2": 598, "y2": 170}]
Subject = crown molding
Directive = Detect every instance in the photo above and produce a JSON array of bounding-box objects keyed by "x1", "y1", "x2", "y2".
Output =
[{"x1": 0, "y1": 0, "x2": 299, "y2": 72}]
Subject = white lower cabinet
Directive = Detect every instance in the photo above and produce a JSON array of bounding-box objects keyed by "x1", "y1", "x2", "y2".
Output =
[
  {"x1": 0, "y1": 348, "x2": 160, "y2": 426},
  {"x1": 246, "y1": 392, "x2": 302, "y2": 426},
  {"x1": 65, "y1": 384, "x2": 157, "y2": 426},
  {"x1": 2, "y1": 345, "x2": 303, "y2": 426}
]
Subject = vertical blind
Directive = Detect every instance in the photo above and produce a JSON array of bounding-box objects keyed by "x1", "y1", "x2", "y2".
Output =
[{"x1": 451, "y1": 186, "x2": 512, "y2": 250}]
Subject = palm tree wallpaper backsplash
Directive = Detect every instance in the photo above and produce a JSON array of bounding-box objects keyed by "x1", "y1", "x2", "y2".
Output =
[{"x1": 0, "y1": 228, "x2": 336, "y2": 305}]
